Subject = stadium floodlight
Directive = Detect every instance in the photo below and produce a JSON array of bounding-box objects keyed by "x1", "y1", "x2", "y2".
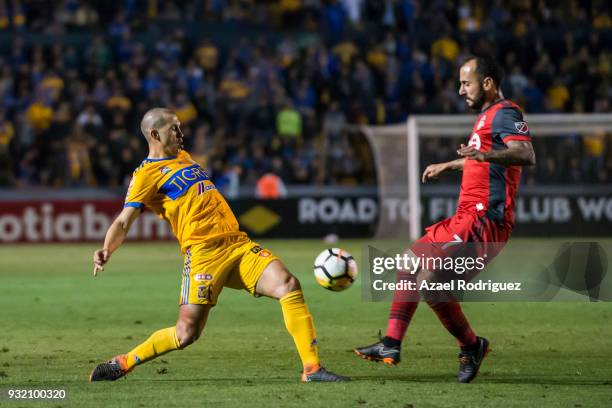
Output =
[{"x1": 360, "y1": 113, "x2": 612, "y2": 241}]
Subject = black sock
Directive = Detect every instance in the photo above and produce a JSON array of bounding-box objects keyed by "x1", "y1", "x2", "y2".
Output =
[
  {"x1": 382, "y1": 336, "x2": 401, "y2": 348},
  {"x1": 460, "y1": 339, "x2": 479, "y2": 353}
]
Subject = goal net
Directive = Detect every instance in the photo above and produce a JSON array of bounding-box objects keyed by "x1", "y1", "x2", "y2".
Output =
[{"x1": 358, "y1": 114, "x2": 612, "y2": 240}]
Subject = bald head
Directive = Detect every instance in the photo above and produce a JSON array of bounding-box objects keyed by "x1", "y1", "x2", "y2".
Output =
[{"x1": 140, "y1": 108, "x2": 174, "y2": 141}]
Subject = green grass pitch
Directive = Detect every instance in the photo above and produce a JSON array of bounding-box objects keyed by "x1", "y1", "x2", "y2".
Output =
[{"x1": 1, "y1": 239, "x2": 611, "y2": 407}]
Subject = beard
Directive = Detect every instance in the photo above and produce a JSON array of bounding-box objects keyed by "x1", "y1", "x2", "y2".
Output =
[{"x1": 465, "y1": 87, "x2": 486, "y2": 111}]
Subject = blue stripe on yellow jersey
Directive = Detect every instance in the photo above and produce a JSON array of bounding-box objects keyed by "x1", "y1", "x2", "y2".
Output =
[
  {"x1": 124, "y1": 150, "x2": 244, "y2": 251},
  {"x1": 158, "y1": 164, "x2": 210, "y2": 200}
]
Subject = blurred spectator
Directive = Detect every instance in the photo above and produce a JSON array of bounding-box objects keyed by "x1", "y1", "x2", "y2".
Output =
[
  {"x1": 0, "y1": 110, "x2": 13, "y2": 154},
  {"x1": 276, "y1": 101, "x2": 302, "y2": 141},
  {"x1": 26, "y1": 98, "x2": 53, "y2": 132},
  {"x1": 582, "y1": 131, "x2": 606, "y2": 182},
  {"x1": 195, "y1": 39, "x2": 219, "y2": 76},
  {"x1": 0, "y1": 0, "x2": 609, "y2": 191},
  {"x1": 76, "y1": 105, "x2": 103, "y2": 131},
  {"x1": 322, "y1": 101, "x2": 346, "y2": 140},
  {"x1": 323, "y1": 0, "x2": 346, "y2": 42},
  {"x1": 546, "y1": 78, "x2": 570, "y2": 112},
  {"x1": 256, "y1": 169, "x2": 288, "y2": 200},
  {"x1": 173, "y1": 92, "x2": 198, "y2": 125},
  {"x1": 341, "y1": 0, "x2": 363, "y2": 26},
  {"x1": 65, "y1": 127, "x2": 94, "y2": 187},
  {"x1": 218, "y1": 164, "x2": 241, "y2": 199},
  {"x1": 431, "y1": 34, "x2": 460, "y2": 63},
  {"x1": 0, "y1": 109, "x2": 14, "y2": 185}
]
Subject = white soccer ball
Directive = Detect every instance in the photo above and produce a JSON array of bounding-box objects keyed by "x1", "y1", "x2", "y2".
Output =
[{"x1": 313, "y1": 248, "x2": 358, "y2": 291}]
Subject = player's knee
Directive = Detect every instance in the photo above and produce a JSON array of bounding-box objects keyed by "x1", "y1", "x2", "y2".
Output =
[
  {"x1": 287, "y1": 275, "x2": 301, "y2": 292},
  {"x1": 176, "y1": 322, "x2": 202, "y2": 348},
  {"x1": 278, "y1": 274, "x2": 301, "y2": 298},
  {"x1": 416, "y1": 270, "x2": 435, "y2": 298},
  {"x1": 177, "y1": 330, "x2": 199, "y2": 348}
]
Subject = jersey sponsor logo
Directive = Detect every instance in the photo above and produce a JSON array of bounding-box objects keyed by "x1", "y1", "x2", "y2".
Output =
[
  {"x1": 468, "y1": 133, "x2": 481, "y2": 150},
  {"x1": 514, "y1": 121, "x2": 529, "y2": 134},
  {"x1": 250, "y1": 245, "x2": 271, "y2": 257},
  {"x1": 476, "y1": 115, "x2": 486, "y2": 130},
  {"x1": 197, "y1": 284, "x2": 211, "y2": 300},
  {"x1": 158, "y1": 164, "x2": 210, "y2": 200},
  {"x1": 197, "y1": 182, "x2": 216, "y2": 195},
  {"x1": 195, "y1": 273, "x2": 212, "y2": 282}
]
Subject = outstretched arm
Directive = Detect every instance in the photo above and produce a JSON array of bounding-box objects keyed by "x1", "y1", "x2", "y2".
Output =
[
  {"x1": 92, "y1": 206, "x2": 141, "y2": 276},
  {"x1": 457, "y1": 140, "x2": 536, "y2": 166},
  {"x1": 422, "y1": 158, "x2": 466, "y2": 183}
]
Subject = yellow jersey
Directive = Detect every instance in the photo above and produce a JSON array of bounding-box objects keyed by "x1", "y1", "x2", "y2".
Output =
[{"x1": 124, "y1": 150, "x2": 244, "y2": 251}]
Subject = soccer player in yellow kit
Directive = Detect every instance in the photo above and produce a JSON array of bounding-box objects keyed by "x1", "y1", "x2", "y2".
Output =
[{"x1": 89, "y1": 108, "x2": 349, "y2": 382}]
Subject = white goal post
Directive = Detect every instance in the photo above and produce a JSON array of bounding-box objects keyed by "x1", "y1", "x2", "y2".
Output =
[{"x1": 360, "y1": 114, "x2": 612, "y2": 241}]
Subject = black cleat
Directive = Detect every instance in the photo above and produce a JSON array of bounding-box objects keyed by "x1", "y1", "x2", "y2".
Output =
[
  {"x1": 301, "y1": 367, "x2": 350, "y2": 382},
  {"x1": 89, "y1": 354, "x2": 130, "y2": 382},
  {"x1": 457, "y1": 337, "x2": 490, "y2": 383},
  {"x1": 354, "y1": 340, "x2": 401, "y2": 365}
]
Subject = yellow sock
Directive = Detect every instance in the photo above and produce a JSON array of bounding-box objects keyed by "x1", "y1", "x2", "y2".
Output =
[
  {"x1": 125, "y1": 326, "x2": 181, "y2": 370},
  {"x1": 279, "y1": 290, "x2": 320, "y2": 373}
]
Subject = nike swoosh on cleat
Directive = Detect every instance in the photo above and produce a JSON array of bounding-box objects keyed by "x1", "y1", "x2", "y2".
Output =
[{"x1": 378, "y1": 349, "x2": 398, "y2": 356}]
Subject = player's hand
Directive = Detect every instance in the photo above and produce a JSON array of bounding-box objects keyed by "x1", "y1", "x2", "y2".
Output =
[
  {"x1": 93, "y1": 249, "x2": 110, "y2": 277},
  {"x1": 422, "y1": 163, "x2": 448, "y2": 183},
  {"x1": 457, "y1": 144, "x2": 486, "y2": 162}
]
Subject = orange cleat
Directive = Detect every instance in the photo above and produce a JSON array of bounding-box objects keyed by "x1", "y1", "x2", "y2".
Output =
[{"x1": 89, "y1": 354, "x2": 131, "y2": 382}]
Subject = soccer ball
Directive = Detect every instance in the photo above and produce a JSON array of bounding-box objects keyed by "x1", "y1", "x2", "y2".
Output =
[{"x1": 313, "y1": 248, "x2": 358, "y2": 291}]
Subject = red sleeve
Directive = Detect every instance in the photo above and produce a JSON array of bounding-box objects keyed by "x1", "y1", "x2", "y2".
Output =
[{"x1": 492, "y1": 106, "x2": 531, "y2": 145}]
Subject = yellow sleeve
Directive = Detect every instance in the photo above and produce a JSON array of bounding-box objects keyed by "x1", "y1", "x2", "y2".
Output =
[{"x1": 124, "y1": 168, "x2": 156, "y2": 210}]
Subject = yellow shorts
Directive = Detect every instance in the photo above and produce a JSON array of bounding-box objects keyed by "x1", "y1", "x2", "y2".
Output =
[{"x1": 179, "y1": 235, "x2": 278, "y2": 306}]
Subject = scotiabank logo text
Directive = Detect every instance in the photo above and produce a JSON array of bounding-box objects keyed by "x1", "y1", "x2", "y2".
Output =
[{"x1": 0, "y1": 202, "x2": 172, "y2": 242}]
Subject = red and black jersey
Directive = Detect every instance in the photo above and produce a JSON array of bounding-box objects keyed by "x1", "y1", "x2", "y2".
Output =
[{"x1": 457, "y1": 99, "x2": 531, "y2": 227}]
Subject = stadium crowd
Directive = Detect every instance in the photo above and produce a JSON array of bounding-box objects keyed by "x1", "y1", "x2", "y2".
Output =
[{"x1": 0, "y1": 0, "x2": 610, "y2": 192}]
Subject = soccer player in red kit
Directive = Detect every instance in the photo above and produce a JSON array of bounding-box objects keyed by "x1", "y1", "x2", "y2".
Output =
[{"x1": 354, "y1": 55, "x2": 536, "y2": 383}]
